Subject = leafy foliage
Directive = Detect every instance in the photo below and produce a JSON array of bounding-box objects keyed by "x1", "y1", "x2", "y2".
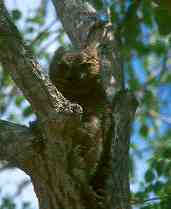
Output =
[
  {"x1": 0, "y1": 197, "x2": 32, "y2": 209},
  {"x1": 1, "y1": 0, "x2": 171, "y2": 208}
]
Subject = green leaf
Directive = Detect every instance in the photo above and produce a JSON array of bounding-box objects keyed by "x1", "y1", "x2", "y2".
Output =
[
  {"x1": 15, "y1": 95, "x2": 24, "y2": 107},
  {"x1": 149, "y1": 41, "x2": 166, "y2": 55},
  {"x1": 141, "y1": 0, "x2": 153, "y2": 27},
  {"x1": 110, "y1": 4, "x2": 118, "y2": 23},
  {"x1": 22, "y1": 202, "x2": 31, "y2": 209},
  {"x1": 162, "y1": 73, "x2": 171, "y2": 83},
  {"x1": 134, "y1": 42, "x2": 150, "y2": 56},
  {"x1": 162, "y1": 148, "x2": 171, "y2": 159},
  {"x1": 22, "y1": 106, "x2": 33, "y2": 117},
  {"x1": 143, "y1": 90, "x2": 154, "y2": 106},
  {"x1": 154, "y1": 8, "x2": 171, "y2": 35},
  {"x1": 1, "y1": 197, "x2": 16, "y2": 209},
  {"x1": 123, "y1": 15, "x2": 140, "y2": 47},
  {"x1": 94, "y1": 0, "x2": 103, "y2": 10},
  {"x1": 140, "y1": 124, "x2": 149, "y2": 138},
  {"x1": 11, "y1": 9, "x2": 22, "y2": 21},
  {"x1": 2, "y1": 71, "x2": 13, "y2": 86},
  {"x1": 129, "y1": 77, "x2": 140, "y2": 91},
  {"x1": 154, "y1": 160, "x2": 165, "y2": 176},
  {"x1": 145, "y1": 183, "x2": 154, "y2": 193},
  {"x1": 153, "y1": 181, "x2": 164, "y2": 193},
  {"x1": 25, "y1": 27, "x2": 35, "y2": 34},
  {"x1": 27, "y1": 16, "x2": 44, "y2": 25},
  {"x1": 145, "y1": 170, "x2": 155, "y2": 182}
]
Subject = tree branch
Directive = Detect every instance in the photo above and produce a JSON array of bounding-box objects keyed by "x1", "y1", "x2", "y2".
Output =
[
  {"x1": 117, "y1": 0, "x2": 142, "y2": 34},
  {"x1": 0, "y1": 1, "x2": 82, "y2": 121},
  {"x1": 51, "y1": 0, "x2": 126, "y2": 91},
  {"x1": 0, "y1": 119, "x2": 34, "y2": 170},
  {"x1": 0, "y1": 1, "x2": 139, "y2": 208},
  {"x1": 51, "y1": 0, "x2": 98, "y2": 48}
]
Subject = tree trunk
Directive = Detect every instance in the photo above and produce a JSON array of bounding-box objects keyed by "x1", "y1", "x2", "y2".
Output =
[{"x1": 0, "y1": 0, "x2": 138, "y2": 209}]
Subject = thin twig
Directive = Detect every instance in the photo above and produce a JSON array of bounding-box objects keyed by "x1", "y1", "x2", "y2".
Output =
[
  {"x1": 131, "y1": 194, "x2": 171, "y2": 205},
  {"x1": 116, "y1": 0, "x2": 142, "y2": 34},
  {"x1": 30, "y1": 20, "x2": 57, "y2": 47}
]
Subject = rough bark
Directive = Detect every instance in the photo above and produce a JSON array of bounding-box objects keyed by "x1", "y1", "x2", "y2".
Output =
[
  {"x1": 0, "y1": 120, "x2": 34, "y2": 169},
  {"x1": 0, "y1": 0, "x2": 138, "y2": 209},
  {"x1": 0, "y1": 0, "x2": 82, "y2": 120},
  {"x1": 52, "y1": 0, "x2": 124, "y2": 90}
]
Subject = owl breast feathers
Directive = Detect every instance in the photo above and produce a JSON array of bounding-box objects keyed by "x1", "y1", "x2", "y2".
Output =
[{"x1": 49, "y1": 46, "x2": 106, "y2": 113}]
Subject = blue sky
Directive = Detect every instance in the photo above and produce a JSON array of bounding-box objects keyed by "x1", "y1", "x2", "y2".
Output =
[
  {"x1": 1, "y1": 2, "x2": 41, "y2": 209},
  {"x1": 0, "y1": 1, "x2": 155, "y2": 208},
  {"x1": 1, "y1": 1, "x2": 171, "y2": 209}
]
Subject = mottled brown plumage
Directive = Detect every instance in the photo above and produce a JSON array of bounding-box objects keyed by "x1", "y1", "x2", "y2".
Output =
[
  {"x1": 49, "y1": 46, "x2": 106, "y2": 114},
  {"x1": 49, "y1": 46, "x2": 110, "y2": 187}
]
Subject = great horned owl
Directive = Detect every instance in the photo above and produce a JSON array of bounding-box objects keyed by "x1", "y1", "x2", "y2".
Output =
[
  {"x1": 49, "y1": 46, "x2": 106, "y2": 114},
  {"x1": 49, "y1": 46, "x2": 111, "y2": 190}
]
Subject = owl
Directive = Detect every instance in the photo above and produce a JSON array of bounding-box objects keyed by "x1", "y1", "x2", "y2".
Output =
[{"x1": 49, "y1": 46, "x2": 106, "y2": 115}]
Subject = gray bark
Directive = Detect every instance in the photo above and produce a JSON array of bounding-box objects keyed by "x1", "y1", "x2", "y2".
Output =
[
  {"x1": 0, "y1": 0, "x2": 82, "y2": 120},
  {"x1": 0, "y1": 0, "x2": 138, "y2": 209},
  {"x1": 0, "y1": 120, "x2": 34, "y2": 168},
  {"x1": 52, "y1": 0, "x2": 124, "y2": 90}
]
